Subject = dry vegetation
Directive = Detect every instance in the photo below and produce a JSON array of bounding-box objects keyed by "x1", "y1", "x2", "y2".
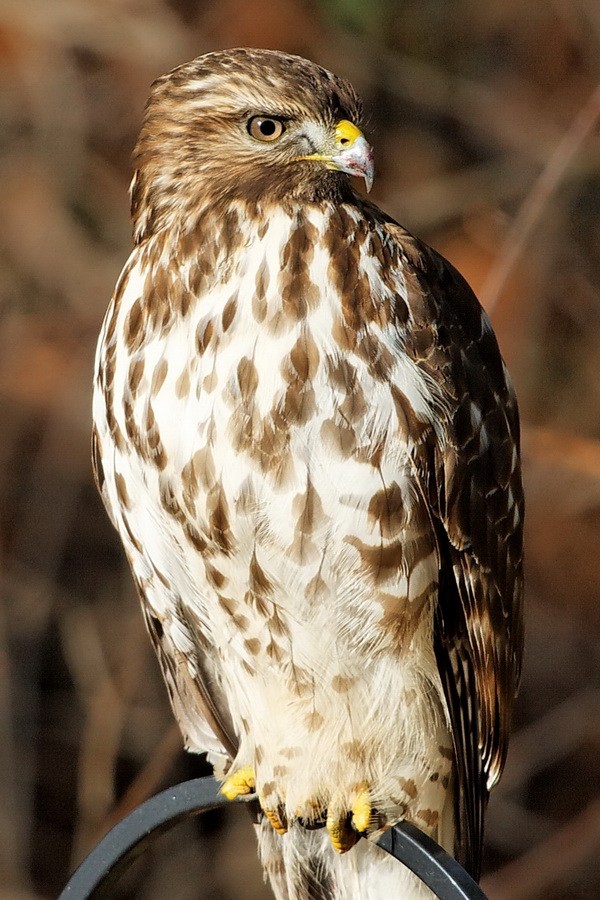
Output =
[{"x1": 1, "y1": 1, "x2": 600, "y2": 898}]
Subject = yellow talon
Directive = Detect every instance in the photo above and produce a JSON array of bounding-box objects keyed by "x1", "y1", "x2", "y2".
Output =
[
  {"x1": 263, "y1": 806, "x2": 288, "y2": 835},
  {"x1": 351, "y1": 785, "x2": 371, "y2": 833},
  {"x1": 326, "y1": 810, "x2": 358, "y2": 853},
  {"x1": 221, "y1": 766, "x2": 256, "y2": 800},
  {"x1": 325, "y1": 785, "x2": 371, "y2": 852}
]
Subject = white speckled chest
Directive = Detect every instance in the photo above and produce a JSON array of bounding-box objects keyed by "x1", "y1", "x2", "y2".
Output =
[{"x1": 93, "y1": 199, "x2": 453, "y2": 836}]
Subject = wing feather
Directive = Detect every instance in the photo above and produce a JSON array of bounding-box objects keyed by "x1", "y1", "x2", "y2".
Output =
[
  {"x1": 140, "y1": 593, "x2": 239, "y2": 762},
  {"x1": 385, "y1": 221, "x2": 524, "y2": 876}
]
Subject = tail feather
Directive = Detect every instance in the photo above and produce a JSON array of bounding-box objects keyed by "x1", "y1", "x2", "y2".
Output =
[
  {"x1": 256, "y1": 819, "x2": 437, "y2": 899},
  {"x1": 257, "y1": 820, "x2": 336, "y2": 900}
]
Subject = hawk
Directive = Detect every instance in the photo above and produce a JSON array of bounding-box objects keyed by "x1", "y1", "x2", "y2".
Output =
[{"x1": 92, "y1": 48, "x2": 523, "y2": 899}]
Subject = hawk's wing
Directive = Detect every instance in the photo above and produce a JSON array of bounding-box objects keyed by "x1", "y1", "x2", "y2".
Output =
[
  {"x1": 140, "y1": 596, "x2": 239, "y2": 762},
  {"x1": 92, "y1": 423, "x2": 238, "y2": 763},
  {"x1": 385, "y1": 223, "x2": 524, "y2": 877}
]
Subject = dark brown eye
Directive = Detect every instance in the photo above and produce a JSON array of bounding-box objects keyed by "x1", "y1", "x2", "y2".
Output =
[{"x1": 247, "y1": 116, "x2": 285, "y2": 142}]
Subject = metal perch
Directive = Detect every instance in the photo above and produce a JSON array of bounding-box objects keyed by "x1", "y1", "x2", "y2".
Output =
[{"x1": 57, "y1": 776, "x2": 488, "y2": 900}]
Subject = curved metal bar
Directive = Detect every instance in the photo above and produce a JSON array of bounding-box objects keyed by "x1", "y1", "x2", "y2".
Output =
[
  {"x1": 377, "y1": 820, "x2": 488, "y2": 900},
  {"x1": 58, "y1": 778, "x2": 229, "y2": 899},
  {"x1": 58, "y1": 777, "x2": 488, "y2": 900}
]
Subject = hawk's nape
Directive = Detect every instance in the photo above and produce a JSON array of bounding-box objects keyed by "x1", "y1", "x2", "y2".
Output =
[{"x1": 92, "y1": 48, "x2": 523, "y2": 900}]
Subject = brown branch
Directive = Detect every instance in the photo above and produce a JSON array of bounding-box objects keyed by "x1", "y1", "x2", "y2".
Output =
[
  {"x1": 482, "y1": 795, "x2": 600, "y2": 900},
  {"x1": 60, "y1": 603, "x2": 149, "y2": 865},
  {"x1": 497, "y1": 687, "x2": 600, "y2": 793},
  {"x1": 481, "y1": 81, "x2": 600, "y2": 315},
  {"x1": 99, "y1": 723, "x2": 182, "y2": 835}
]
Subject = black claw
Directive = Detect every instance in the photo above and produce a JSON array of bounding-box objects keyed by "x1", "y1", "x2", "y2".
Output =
[{"x1": 297, "y1": 814, "x2": 327, "y2": 830}]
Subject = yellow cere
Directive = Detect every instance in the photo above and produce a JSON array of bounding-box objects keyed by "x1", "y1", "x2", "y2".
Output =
[
  {"x1": 335, "y1": 120, "x2": 364, "y2": 147},
  {"x1": 293, "y1": 119, "x2": 364, "y2": 166}
]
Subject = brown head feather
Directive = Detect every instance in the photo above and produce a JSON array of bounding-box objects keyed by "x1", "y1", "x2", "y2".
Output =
[{"x1": 131, "y1": 48, "x2": 363, "y2": 242}]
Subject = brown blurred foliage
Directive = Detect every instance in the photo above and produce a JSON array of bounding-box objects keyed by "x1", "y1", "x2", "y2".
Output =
[{"x1": 1, "y1": 1, "x2": 600, "y2": 898}]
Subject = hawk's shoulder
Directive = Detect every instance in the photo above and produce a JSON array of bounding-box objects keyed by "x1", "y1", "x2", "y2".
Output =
[{"x1": 358, "y1": 209, "x2": 524, "y2": 874}]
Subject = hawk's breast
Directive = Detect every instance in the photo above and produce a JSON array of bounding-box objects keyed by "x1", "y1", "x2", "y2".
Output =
[{"x1": 96, "y1": 202, "x2": 444, "y2": 661}]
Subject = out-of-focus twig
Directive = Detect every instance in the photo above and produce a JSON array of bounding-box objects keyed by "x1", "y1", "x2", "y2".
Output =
[
  {"x1": 481, "y1": 81, "x2": 600, "y2": 315},
  {"x1": 0, "y1": 588, "x2": 34, "y2": 895},
  {"x1": 100, "y1": 723, "x2": 182, "y2": 834},
  {"x1": 327, "y1": 33, "x2": 573, "y2": 167},
  {"x1": 482, "y1": 795, "x2": 600, "y2": 900},
  {"x1": 484, "y1": 797, "x2": 554, "y2": 856},
  {"x1": 383, "y1": 159, "x2": 533, "y2": 233},
  {"x1": 0, "y1": 0, "x2": 192, "y2": 68},
  {"x1": 498, "y1": 687, "x2": 600, "y2": 793},
  {"x1": 59, "y1": 601, "x2": 148, "y2": 865}
]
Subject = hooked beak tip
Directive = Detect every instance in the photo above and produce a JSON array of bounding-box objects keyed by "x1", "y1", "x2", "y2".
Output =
[{"x1": 331, "y1": 134, "x2": 375, "y2": 193}]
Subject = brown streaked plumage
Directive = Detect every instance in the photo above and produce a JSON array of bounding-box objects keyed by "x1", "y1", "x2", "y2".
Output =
[{"x1": 92, "y1": 47, "x2": 523, "y2": 899}]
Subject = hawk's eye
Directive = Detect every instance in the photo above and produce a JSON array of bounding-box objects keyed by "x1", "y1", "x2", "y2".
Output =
[{"x1": 247, "y1": 116, "x2": 285, "y2": 142}]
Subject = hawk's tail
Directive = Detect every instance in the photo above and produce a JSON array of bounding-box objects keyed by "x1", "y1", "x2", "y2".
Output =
[{"x1": 256, "y1": 818, "x2": 437, "y2": 900}]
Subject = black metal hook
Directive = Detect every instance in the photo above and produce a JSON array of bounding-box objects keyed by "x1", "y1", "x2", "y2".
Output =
[{"x1": 58, "y1": 776, "x2": 487, "y2": 900}]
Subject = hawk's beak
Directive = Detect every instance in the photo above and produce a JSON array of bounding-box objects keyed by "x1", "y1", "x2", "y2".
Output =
[
  {"x1": 295, "y1": 119, "x2": 375, "y2": 193},
  {"x1": 330, "y1": 120, "x2": 375, "y2": 193}
]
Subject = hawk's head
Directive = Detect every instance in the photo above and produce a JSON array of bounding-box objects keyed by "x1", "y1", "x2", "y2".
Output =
[{"x1": 131, "y1": 48, "x2": 374, "y2": 242}]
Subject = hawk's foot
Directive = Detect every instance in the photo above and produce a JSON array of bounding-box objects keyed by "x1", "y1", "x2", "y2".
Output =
[
  {"x1": 220, "y1": 765, "x2": 256, "y2": 800},
  {"x1": 263, "y1": 805, "x2": 288, "y2": 835},
  {"x1": 222, "y1": 770, "x2": 375, "y2": 852},
  {"x1": 221, "y1": 766, "x2": 288, "y2": 833},
  {"x1": 326, "y1": 783, "x2": 372, "y2": 853}
]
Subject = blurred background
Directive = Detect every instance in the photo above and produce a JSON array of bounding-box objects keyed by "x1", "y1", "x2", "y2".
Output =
[{"x1": 2, "y1": 1, "x2": 600, "y2": 898}]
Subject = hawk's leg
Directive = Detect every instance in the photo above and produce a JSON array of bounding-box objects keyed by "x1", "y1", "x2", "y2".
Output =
[
  {"x1": 221, "y1": 767, "x2": 373, "y2": 852},
  {"x1": 326, "y1": 783, "x2": 372, "y2": 852},
  {"x1": 221, "y1": 765, "x2": 287, "y2": 834},
  {"x1": 220, "y1": 765, "x2": 256, "y2": 799}
]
